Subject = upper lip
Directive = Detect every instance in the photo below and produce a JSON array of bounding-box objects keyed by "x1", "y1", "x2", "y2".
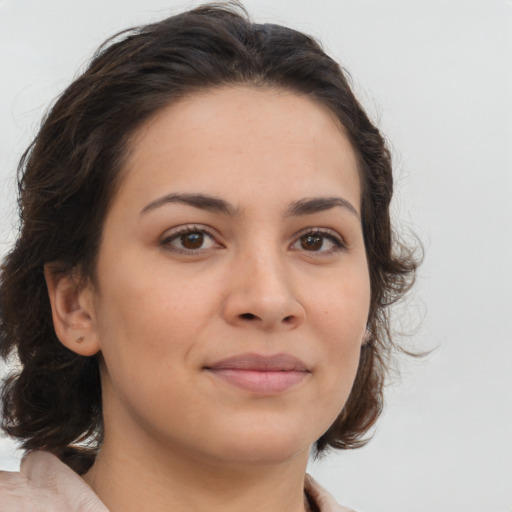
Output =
[{"x1": 205, "y1": 353, "x2": 310, "y2": 372}]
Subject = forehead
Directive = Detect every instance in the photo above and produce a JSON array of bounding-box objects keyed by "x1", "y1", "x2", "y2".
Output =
[{"x1": 115, "y1": 85, "x2": 361, "y2": 215}]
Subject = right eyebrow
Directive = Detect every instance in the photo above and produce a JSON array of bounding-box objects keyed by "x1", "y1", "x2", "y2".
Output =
[{"x1": 140, "y1": 193, "x2": 239, "y2": 217}]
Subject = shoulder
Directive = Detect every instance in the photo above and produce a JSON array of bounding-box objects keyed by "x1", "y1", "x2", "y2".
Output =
[
  {"x1": 0, "y1": 450, "x2": 108, "y2": 512},
  {"x1": 305, "y1": 474, "x2": 358, "y2": 512}
]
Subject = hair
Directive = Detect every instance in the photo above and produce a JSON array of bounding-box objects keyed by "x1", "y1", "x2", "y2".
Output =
[{"x1": 0, "y1": 1, "x2": 419, "y2": 473}]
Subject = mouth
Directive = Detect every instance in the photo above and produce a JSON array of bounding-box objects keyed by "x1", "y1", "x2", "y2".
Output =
[{"x1": 204, "y1": 353, "x2": 311, "y2": 394}]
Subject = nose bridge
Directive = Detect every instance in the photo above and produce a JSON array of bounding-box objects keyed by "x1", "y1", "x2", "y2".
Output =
[
  {"x1": 222, "y1": 239, "x2": 304, "y2": 330},
  {"x1": 245, "y1": 245, "x2": 290, "y2": 299}
]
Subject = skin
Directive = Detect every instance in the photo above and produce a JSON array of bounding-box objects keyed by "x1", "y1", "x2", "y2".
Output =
[{"x1": 46, "y1": 86, "x2": 371, "y2": 512}]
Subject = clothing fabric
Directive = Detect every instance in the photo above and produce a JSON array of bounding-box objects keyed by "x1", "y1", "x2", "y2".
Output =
[{"x1": 0, "y1": 450, "x2": 355, "y2": 512}]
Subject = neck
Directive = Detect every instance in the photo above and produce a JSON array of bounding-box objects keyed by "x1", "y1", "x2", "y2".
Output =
[{"x1": 83, "y1": 431, "x2": 312, "y2": 512}]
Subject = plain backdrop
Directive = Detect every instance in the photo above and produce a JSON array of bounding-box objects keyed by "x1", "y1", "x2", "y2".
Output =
[{"x1": 1, "y1": 1, "x2": 511, "y2": 511}]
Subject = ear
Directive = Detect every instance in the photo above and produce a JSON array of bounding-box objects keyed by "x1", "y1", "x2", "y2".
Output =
[{"x1": 44, "y1": 264, "x2": 101, "y2": 357}]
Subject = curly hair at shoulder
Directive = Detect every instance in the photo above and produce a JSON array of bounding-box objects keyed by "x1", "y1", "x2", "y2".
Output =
[{"x1": 0, "y1": 1, "x2": 419, "y2": 474}]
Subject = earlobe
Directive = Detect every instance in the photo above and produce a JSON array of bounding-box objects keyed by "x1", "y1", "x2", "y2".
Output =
[{"x1": 44, "y1": 264, "x2": 101, "y2": 357}]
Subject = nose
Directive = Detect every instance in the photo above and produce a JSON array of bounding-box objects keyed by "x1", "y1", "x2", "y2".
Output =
[{"x1": 221, "y1": 249, "x2": 305, "y2": 332}]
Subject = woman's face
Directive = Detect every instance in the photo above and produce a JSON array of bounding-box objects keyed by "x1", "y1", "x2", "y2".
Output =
[{"x1": 84, "y1": 86, "x2": 371, "y2": 466}]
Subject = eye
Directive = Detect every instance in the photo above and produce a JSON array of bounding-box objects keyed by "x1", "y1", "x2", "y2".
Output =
[
  {"x1": 160, "y1": 225, "x2": 221, "y2": 253},
  {"x1": 291, "y1": 229, "x2": 345, "y2": 253}
]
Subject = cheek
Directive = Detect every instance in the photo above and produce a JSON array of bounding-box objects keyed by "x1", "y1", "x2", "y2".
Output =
[
  {"x1": 307, "y1": 268, "x2": 370, "y2": 415},
  {"x1": 93, "y1": 272, "x2": 188, "y2": 383},
  {"x1": 92, "y1": 255, "x2": 225, "y2": 407},
  {"x1": 311, "y1": 268, "x2": 370, "y2": 346},
  {"x1": 94, "y1": 284, "x2": 197, "y2": 430},
  {"x1": 96, "y1": 252, "x2": 205, "y2": 337}
]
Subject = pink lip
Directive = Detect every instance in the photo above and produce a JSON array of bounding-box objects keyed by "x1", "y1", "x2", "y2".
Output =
[{"x1": 204, "y1": 353, "x2": 311, "y2": 394}]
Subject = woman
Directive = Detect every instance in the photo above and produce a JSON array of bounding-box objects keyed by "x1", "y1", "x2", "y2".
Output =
[{"x1": 0, "y1": 3, "x2": 417, "y2": 511}]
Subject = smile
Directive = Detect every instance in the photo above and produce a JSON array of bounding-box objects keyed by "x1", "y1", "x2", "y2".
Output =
[{"x1": 204, "y1": 353, "x2": 311, "y2": 394}]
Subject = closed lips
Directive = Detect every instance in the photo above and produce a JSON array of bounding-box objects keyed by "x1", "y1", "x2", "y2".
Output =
[
  {"x1": 204, "y1": 353, "x2": 310, "y2": 372},
  {"x1": 204, "y1": 354, "x2": 311, "y2": 394}
]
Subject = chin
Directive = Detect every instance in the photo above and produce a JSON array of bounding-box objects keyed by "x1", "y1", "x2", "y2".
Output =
[
  {"x1": 204, "y1": 426, "x2": 314, "y2": 467},
  {"x1": 219, "y1": 445, "x2": 309, "y2": 467}
]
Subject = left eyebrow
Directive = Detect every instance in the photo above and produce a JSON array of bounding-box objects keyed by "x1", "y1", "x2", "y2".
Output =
[{"x1": 285, "y1": 197, "x2": 360, "y2": 219}]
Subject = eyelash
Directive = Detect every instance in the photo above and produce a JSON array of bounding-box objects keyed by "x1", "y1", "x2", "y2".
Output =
[
  {"x1": 291, "y1": 228, "x2": 346, "y2": 254},
  {"x1": 160, "y1": 225, "x2": 221, "y2": 254},
  {"x1": 159, "y1": 225, "x2": 346, "y2": 255}
]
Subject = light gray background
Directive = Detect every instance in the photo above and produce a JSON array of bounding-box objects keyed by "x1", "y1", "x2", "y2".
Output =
[{"x1": 1, "y1": 1, "x2": 511, "y2": 511}]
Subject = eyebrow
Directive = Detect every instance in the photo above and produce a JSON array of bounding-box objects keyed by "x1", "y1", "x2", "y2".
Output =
[
  {"x1": 141, "y1": 193, "x2": 239, "y2": 216},
  {"x1": 285, "y1": 197, "x2": 360, "y2": 219},
  {"x1": 140, "y1": 193, "x2": 359, "y2": 219}
]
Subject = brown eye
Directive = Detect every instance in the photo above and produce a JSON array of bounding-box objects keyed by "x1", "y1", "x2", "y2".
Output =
[
  {"x1": 300, "y1": 234, "x2": 323, "y2": 251},
  {"x1": 181, "y1": 232, "x2": 204, "y2": 249},
  {"x1": 291, "y1": 229, "x2": 344, "y2": 254},
  {"x1": 161, "y1": 226, "x2": 219, "y2": 253}
]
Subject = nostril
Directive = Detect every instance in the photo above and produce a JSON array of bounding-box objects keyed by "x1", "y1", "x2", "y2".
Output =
[
  {"x1": 240, "y1": 313, "x2": 257, "y2": 320},
  {"x1": 283, "y1": 315, "x2": 294, "y2": 323}
]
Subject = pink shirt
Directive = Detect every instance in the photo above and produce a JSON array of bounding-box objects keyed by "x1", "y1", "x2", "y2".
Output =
[{"x1": 0, "y1": 451, "x2": 355, "y2": 512}]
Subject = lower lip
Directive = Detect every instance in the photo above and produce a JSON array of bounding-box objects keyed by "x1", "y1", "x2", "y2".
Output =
[{"x1": 206, "y1": 369, "x2": 309, "y2": 394}]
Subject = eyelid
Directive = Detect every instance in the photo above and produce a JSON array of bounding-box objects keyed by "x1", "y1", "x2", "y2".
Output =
[
  {"x1": 290, "y1": 227, "x2": 347, "y2": 253},
  {"x1": 159, "y1": 224, "x2": 224, "y2": 253},
  {"x1": 159, "y1": 224, "x2": 347, "y2": 256}
]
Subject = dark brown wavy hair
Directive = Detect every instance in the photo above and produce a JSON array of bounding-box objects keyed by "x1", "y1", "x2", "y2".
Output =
[{"x1": 0, "y1": 1, "x2": 419, "y2": 474}]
